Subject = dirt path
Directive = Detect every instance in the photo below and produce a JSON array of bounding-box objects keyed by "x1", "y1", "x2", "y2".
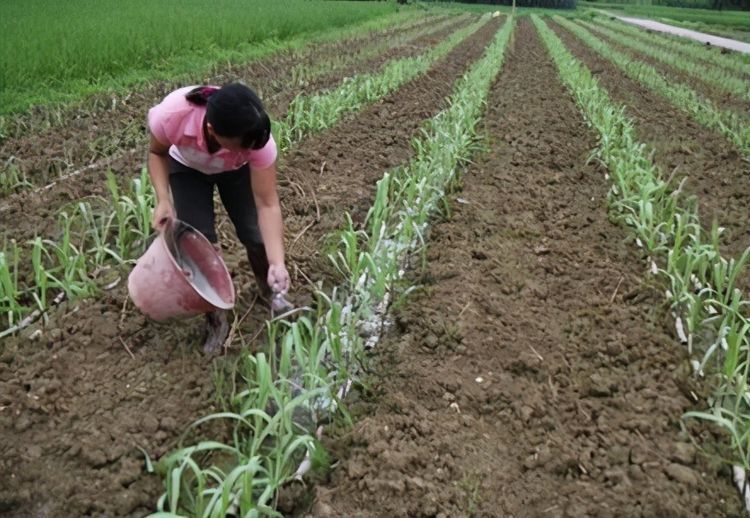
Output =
[
  {"x1": 307, "y1": 18, "x2": 742, "y2": 517},
  {"x1": 550, "y1": 21, "x2": 750, "y2": 282},
  {"x1": 0, "y1": 18, "x2": 504, "y2": 518},
  {"x1": 614, "y1": 15, "x2": 750, "y2": 54}
]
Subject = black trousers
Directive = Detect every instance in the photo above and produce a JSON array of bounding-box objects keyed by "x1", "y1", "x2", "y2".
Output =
[{"x1": 168, "y1": 156, "x2": 263, "y2": 247}]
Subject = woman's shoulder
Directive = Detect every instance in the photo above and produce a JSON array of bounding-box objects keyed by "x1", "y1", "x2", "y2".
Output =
[
  {"x1": 148, "y1": 86, "x2": 205, "y2": 143},
  {"x1": 247, "y1": 133, "x2": 278, "y2": 170}
]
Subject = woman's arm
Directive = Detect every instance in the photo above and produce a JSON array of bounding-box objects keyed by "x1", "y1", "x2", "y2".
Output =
[
  {"x1": 147, "y1": 132, "x2": 175, "y2": 229},
  {"x1": 250, "y1": 162, "x2": 289, "y2": 292}
]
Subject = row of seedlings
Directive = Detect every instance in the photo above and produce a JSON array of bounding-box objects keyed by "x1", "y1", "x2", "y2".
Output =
[
  {"x1": 553, "y1": 16, "x2": 750, "y2": 157},
  {"x1": 286, "y1": 13, "x2": 469, "y2": 91},
  {"x1": 534, "y1": 14, "x2": 750, "y2": 505},
  {"x1": 592, "y1": 15, "x2": 750, "y2": 78},
  {"x1": 0, "y1": 170, "x2": 151, "y2": 339},
  {"x1": 276, "y1": 15, "x2": 491, "y2": 150},
  {"x1": 578, "y1": 18, "x2": 750, "y2": 101},
  {"x1": 153, "y1": 16, "x2": 515, "y2": 517}
]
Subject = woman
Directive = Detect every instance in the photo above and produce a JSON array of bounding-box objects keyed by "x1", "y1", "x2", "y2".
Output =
[{"x1": 147, "y1": 82, "x2": 292, "y2": 352}]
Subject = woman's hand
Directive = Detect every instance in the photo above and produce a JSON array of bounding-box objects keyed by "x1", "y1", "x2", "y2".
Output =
[
  {"x1": 267, "y1": 263, "x2": 290, "y2": 294},
  {"x1": 152, "y1": 199, "x2": 175, "y2": 231}
]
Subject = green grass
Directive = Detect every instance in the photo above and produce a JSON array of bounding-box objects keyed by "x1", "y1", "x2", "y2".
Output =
[{"x1": 0, "y1": 0, "x2": 400, "y2": 116}]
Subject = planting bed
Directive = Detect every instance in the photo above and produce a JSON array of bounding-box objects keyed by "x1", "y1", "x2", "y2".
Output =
[
  {"x1": 309, "y1": 18, "x2": 741, "y2": 516},
  {"x1": 2, "y1": 8, "x2": 750, "y2": 517}
]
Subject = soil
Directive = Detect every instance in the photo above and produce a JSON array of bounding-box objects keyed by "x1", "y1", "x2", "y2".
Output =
[
  {"x1": 0, "y1": 17, "x2": 503, "y2": 517},
  {"x1": 550, "y1": 21, "x2": 750, "y2": 282},
  {"x1": 299, "y1": 18, "x2": 743, "y2": 517}
]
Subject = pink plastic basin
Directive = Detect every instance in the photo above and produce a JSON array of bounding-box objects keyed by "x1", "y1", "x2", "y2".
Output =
[{"x1": 127, "y1": 219, "x2": 235, "y2": 321}]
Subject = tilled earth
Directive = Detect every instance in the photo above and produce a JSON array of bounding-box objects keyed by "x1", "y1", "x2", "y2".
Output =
[
  {"x1": 0, "y1": 16, "x2": 503, "y2": 517},
  {"x1": 306, "y1": 18, "x2": 743, "y2": 517}
]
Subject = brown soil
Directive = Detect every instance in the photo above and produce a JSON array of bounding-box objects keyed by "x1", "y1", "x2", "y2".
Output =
[
  {"x1": 0, "y1": 17, "x2": 504, "y2": 517},
  {"x1": 585, "y1": 23, "x2": 750, "y2": 118},
  {"x1": 550, "y1": 21, "x2": 750, "y2": 276},
  {"x1": 302, "y1": 18, "x2": 743, "y2": 517}
]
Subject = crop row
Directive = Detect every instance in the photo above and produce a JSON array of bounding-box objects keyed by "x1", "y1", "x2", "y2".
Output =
[
  {"x1": 555, "y1": 16, "x2": 750, "y2": 157},
  {"x1": 593, "y1": 15, "x2": 750, "y2": 78},
  {"x1": 275, "y1": 16, "x2": 489, "y2": 151},
  {"x1": 579, "y1": 18, "x2": 750, "y2": 102},
  {"x1": 535, "y1": 12, "x2": 750, "y2": 487},
  {"x1": 153, "y1": 15, "x2": 515, "y2": 516}
]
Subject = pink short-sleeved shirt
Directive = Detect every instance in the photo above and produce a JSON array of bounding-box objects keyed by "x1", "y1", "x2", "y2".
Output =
[{"x1": 148, "y1": 86, "x2": 277, "y2": 174}]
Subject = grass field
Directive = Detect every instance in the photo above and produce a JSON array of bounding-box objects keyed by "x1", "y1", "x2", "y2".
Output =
[{"x1": 0, "y1": 0, "x2": 397, "y2": 116}]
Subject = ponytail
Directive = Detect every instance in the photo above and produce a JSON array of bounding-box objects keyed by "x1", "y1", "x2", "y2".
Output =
[{"x1": 185, "y1": 86, "x2": 219, "y2": 105}]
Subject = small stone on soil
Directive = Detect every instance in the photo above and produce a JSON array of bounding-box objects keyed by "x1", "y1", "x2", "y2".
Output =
[
  {"x1": 141, "y1": 414, "x2": 159, "y2": 434},
  {"x1": 159, "y1": 416, "x2": 177, "y2": 431},
  {"x1": 665, "y1": 463, "x2": 700, "y2": 486},
  {"x1": 671, "y1": 442, "x2": 696, "y2": 465},
  {"x1": 14, "y1": 414, "x2": 31, "y2": 432},
  {"x1": 587, "y1": 373, "x2": 612, "y2": 397}
]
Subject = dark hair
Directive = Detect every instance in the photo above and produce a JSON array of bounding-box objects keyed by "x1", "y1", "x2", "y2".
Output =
[{"x1": 185, "y1": 83, "x2": 271, "y2": 150}]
